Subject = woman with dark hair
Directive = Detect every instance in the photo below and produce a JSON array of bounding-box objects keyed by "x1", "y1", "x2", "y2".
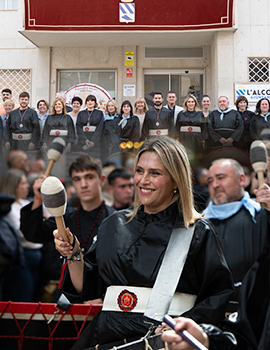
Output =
[
  {"x1": 235, "y1": 95, "x2": 254, "y2": 151},
  {"x1": 76, "y1": 94, "x2": 104, "y2": 158},
  {"x1": 37, "y1": 99, "x2": 49, "y2": 131},
  {"x1": 42, "y1": 98, "x2": 75, "y2": 152},
  {"x1": 175, "y1": 94, "x2": 207, "y2": 158},
  {"x1": 118, "y1": 100, "x2": 140, "y2": 145},
  {"x1": 54, "y1": 136, "x2": 233, "y2": 350},
  {"x1": 70, "y1": 96, "x2": 83, "y2": 151},
  {"x1": 249, "y1": 98, "x2": 270, "y2": 142}
]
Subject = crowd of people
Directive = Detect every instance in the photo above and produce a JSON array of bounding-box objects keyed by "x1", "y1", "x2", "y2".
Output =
[
  {"x1": 2, "y1": 87, "x2": 270, "y2": 165},
  {"x1": 0, "y1": 86, "x2": 270, "y2": 350}
]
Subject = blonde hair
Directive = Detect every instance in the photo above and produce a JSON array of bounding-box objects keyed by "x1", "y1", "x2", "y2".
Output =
[
  {"x1": 50, "y1": 98, "x2": 67, "y2": 115},
  {"x1": 183, "y1": 94, "x2": 201, "y2": 113},
  {"x1": 3, "y1": 99, "x2": 15, "y2": 108},
  {"x1": 105, "y1": 99, "x2": 119, "y2": 115},
  {"x1": 134, "y1": 97, "x2": 148, "y2": 114},
  {"x1": 0, "y1": 169, "x2": 25, "y2": 197},
  {"x1": 129, "y1": 136, "x2": 201, "y2": 227}
]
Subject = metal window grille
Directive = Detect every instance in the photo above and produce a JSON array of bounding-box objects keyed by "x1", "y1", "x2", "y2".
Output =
[
  {"x1": 248, "y1": 58, "x2": 269, "y2": 82},
  {"x1": 0, "y1": 69, "x2": 31, "y2": 104}
]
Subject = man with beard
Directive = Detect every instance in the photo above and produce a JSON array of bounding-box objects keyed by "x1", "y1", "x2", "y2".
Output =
[
  {"x1": 141, "y1": 92, "x2": 174, "y2": 140},
  {"x1": 5, "y1": 91, "x2": 41, "y2": 151},
  {"x1": 207, "y1": 96, "x2": 244, "y2": 150},
  {"x1": 203, "y1": 158, "x2": 269, "y2": 312}
]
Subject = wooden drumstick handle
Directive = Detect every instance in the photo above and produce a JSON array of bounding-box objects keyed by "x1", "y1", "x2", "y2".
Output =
[
  {"x1": 55, "y1": 216, "x2": 69, "y2": 242},
  {"x1": 44, "y1": 159, "x2": 55, "y2": 177},
  {"x1": 257, "y1": 170, "x2": 267, "y2": 208}
]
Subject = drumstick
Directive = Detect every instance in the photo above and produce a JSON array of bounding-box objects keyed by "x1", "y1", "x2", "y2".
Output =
[
  {"x1": 260, "y1": 128, "x2": 270, "y2": 145},
  {"x1": 44, "y1": 137, "x2": 66, "y2": 177},
  {"x1": 41, "y1": 176, "x2": 68, "y2": 242},
  {"x1": 250, "y1": 140, "x2": 267, "y2": 208},
  {"x1": 163, "y1": 315, "x2": 208, "y2": 350}
]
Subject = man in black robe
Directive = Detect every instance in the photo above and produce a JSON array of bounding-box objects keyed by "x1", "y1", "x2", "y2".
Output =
[
  {"x1": 141, "y1": 92, "x2": 174, "y2": 140},
  {"x1": 161, "y1": 243, "x2": 270, "y2": 349},
  {"x1": 207, "y1": 96, "x2": 244, "y2": 150},
  {"x1": 203, "y1": 158, "x2": 270, "y2": 312},
  {"x1": 5, "y1": 91, "x2": 41, "y2": 151},
  {"x1": 20, "y1": 154, "x2": 115, "y2": 302}
]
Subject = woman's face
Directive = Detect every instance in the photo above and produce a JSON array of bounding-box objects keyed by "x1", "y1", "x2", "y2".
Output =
[
  {"x1": 238, "y1": 100, "x2": 247, "y2": 112},
  {"x1": 202, "y1": 97, "x2": 211, "y2": 109},
  {"x1": 122, "y1": 104, "x2": 131, "y2": 116},
  {"x1": 260, "y1": 100, "x2": 270, "y2": 114},
  {"x1": 16, "y1": 175, "x2": 29, "y2": 200},
  {"x1": 186, "y1": 98, "x2": 196, "y2": 111},
  {"x1": 136, "y1": 101, "x2": 145, "y2": 111},
  {"x1": 134, "y1": 151, "x2": 176, "y2": 214},
  {"x1": 54, "y1": 100, "x2": 64, "y2": 114},
  {"x1": 4, "y1": 103, "x2": 13, "y2": 115},
  {"x1": 72, "y1": 101, "x2": 81, "y2": 113},
  {"x1": 86, "y1": 99, "x2": 96, "y2": 110},
  {"x1": 38, "y1": 101, "x2": 48, "y2": 115},
  {"x1": 107, "y1": 101, "x2": 116, "y2": 114}
]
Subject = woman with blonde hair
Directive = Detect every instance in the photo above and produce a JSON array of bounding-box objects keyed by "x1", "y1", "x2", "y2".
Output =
[
  {"x1": 42, "y1": 98, "x2": 75, "y2": 152},
  {"x1": 134, "y1": 97, "x2": 148, "y2": 135},
  {"x1": 0, "y1": 169, "x2": 42, "y2": 301},
  {"x1": 53, "y1": 136, "x2": 233, "y2": 349},
  {"x1": 175, "y1": 94, "x2": 207, "y2": 157},
  {"x1": 102, "y1": 99, "x2": 121, "y2": 161}
]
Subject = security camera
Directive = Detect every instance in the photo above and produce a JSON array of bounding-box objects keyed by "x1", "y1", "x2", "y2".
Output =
[{"x1": 185, "y1": 70, "x2": 189, "y2": 74}]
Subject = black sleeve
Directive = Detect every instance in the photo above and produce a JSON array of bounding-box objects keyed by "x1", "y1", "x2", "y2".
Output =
[{"x1": 20, "y1": 202, "x2": 57, "y2": 243}]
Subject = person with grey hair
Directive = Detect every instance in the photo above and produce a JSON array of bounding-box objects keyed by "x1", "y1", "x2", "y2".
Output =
[
  {"x1": 203, "y1": 158, "x2": 270, "y2": 312},
  {"x1": 207, "y1": 96, "x2": 244, "y2": 151}
]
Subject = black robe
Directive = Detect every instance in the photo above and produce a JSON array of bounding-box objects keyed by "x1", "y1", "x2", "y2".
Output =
[
  {"x1": 141, "y1": 107, "x2": 174, "y2": 140},
  {"x1": 207, "y1": 109, "x2": 244, "y2": 149},
  {"x1": 117, "y1": 115, "x2": 140, "y2": 143},
  {"x1": 175, "y1": 110, "x2": 207, "y2": 154},
  {"x1": 42, "y1": 113, "x2": 75, "y2": 148},
  {"x1": 20, "y1": 202, "x2": 115, "y2": 281},
  {"x1": 208, "y1": 207, "x2": 269, "y2": 310},
  {"x1": 102, "y1": 116, "x2": 121, "y2": 161},
  {"x1": 237, "y1": 110, "x2": 254, "y2": 151},
  {"x1": 249, "y1": 114, "x2": 270, "y2": 141},
  {"x1": 76, "y1": 109, "x2": 104, "y2": 158},
  {"x1": 201, "y1": 244, "x2": 270, "y2": 350},
  {"x1": 5, "y1": 107, "x2": 41, "y2": 151},
  {"x1": 62, "y1": 204, "x2": 233, "y2": 348}
]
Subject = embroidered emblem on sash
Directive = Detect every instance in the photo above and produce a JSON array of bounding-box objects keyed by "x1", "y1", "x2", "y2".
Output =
[{"x1": 117, "y1": 289, "x2": 138, "y2": 311}]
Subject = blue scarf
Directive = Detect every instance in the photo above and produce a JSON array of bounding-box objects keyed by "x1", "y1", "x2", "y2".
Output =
[
  {"x1": 260, "y1": 112, "x2": 270, "y2": 122},
  {"x1": 203, "y1": 191, "x2": 261, "y2": 223},
  {"x1": 118, "y1": 114, "x2": 131, "y2": 129},
  {"x1": 218, "y1": 107, "x2": 231, "y2": 121},
  {"x1": 104, "y1": 113, "x2": 118, "y2": 121}
]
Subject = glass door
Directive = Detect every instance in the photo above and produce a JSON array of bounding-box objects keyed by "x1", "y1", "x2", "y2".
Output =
[{"x1": 144, "y1": 69, "x2": 204, "y2": 108}]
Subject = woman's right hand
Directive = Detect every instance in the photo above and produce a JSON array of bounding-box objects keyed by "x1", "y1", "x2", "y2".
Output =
[{"x1": 161, "y1": 317, "x2": 209, "y2": 350}]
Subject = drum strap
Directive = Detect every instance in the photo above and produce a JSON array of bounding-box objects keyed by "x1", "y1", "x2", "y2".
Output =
[{"x1": 144, "y1": 217, "x2": 195, "y2": 323}]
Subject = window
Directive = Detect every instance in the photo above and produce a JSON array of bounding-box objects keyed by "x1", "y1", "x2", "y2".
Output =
[
  {"x1": 58, "y1": 70, "x2": 116, "y2": 99},
  {"x1": 0, "y1": 0, "x2": 18, "y2": 10},
  {"x1": 0, "y1": 69, "x2": 31, "y2": 104},
  {"x1": 249, "y1": 58, "x2": 269, "y2": 82}
]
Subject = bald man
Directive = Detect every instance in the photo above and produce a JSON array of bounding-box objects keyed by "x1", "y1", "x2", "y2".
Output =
[{"x1": 204, "y1": 158, "x2": 270, "y2": 311}]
